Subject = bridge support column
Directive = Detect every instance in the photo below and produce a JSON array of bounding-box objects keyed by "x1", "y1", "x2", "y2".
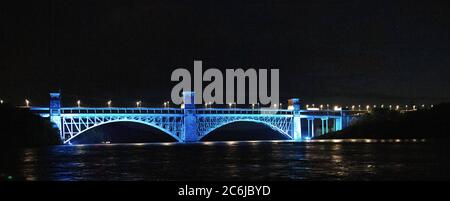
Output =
[
  {"x1": 335, "y1": 117, "x2": 342, "y2": 131},
  {"x1": 182, "y1": 91, "x2": 198, "y2": 142},
  {"x1": 288, "y1": 98, "x2": 302, "y2": 141},
  {"x1": 321, "y1": 118, "x2": 328, "y2": 135},
  {"x1": 49, "y1": 92, "x2": 63, "y2": 140},
  {"x1": 341, "y1": 112, "x2": 351, "y2": 130},
  {"x1": 307, "y1": 118, "x2": 314, "y2": 138},
  {"x1": 320, "y1": 119, "x2": 325, "y2": 135}
]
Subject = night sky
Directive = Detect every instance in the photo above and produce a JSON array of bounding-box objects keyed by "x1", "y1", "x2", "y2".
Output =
[{"x1": 1, "y1": 0, "x2": 449, "y2": 107}]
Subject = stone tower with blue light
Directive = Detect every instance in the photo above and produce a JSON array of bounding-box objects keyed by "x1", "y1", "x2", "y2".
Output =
[
  {"x1": 182, "y1": 91, "x2": 197, "y2": 142},
  {"x1": 288, "y1": 98, "x2": 302, "y2": 141},
  {"x1": 49, "y1": 92, "x2": 63, "y2": 139}
]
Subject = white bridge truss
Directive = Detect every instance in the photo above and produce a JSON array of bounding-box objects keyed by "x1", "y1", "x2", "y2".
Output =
[
  {"x1": 59, "y1": 108, "x2": 184, "y2": 144},
  {"x1": 195, "y1": 109, "x2": 294, "y2": 139}
]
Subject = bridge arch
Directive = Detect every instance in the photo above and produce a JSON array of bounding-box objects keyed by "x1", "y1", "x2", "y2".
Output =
[
  {"x1": 198, "y1": 119, "x2": 293, "y2": 141},
  {"x1": 63, "y1": 119, "x2": 183, "y2": 143}
]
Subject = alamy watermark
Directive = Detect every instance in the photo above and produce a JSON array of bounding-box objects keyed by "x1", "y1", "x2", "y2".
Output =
[{"x1": 171, "y1": 60, "x2": 279, "y2": 109}]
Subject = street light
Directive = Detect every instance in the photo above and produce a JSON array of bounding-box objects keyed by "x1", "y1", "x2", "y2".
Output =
[
  {"x1": 77, "y1": 100, "x2": 81, "y2": 107},
  {"x1": 228, "y1": 103, "x2": 233, "y2": 109},
  {"x1": 280, "y1": 103, "x2": 283, "y2": 109},
  {"x1": 25, "y1": 99, "x2": 30, "y2": 107},
  {"x1": 0, "y1": 99, "x2": 3, "y2": 104},
  {"x1": 252, "y1": 103, "x2": 255, "y2": 109},
  {"x1": 351, "y1": 105, "x2": 355, "y2": 110},
  {"x1": 396, "y1": 105, "x2": 400, "y2": 110},
  {"x1": 136, "y1": 101, "x2": 141, "y2": 108},
  {"x1": 320, "y1": 105, "x2": 323, "y2": 110},
  {"x1": 366, "y1": 105, "x2": 370, "y2": 111},
  {"x1": 107, "y1": 100, "x2": 112, "y2": 107}
]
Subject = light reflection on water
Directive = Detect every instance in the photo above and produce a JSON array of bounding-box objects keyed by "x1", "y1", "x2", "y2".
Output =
[{"x1": 1, "y1": 139, "x2": 449, "y2": 181}]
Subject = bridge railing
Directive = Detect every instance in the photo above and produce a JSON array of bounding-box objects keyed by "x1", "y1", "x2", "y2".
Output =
[
  {"x1": 195, "y1": 108, "x2": 294, "y2": 115},
  {"x1": 60, "y1": 107, "x2": 184, "y2": 114},
  {"x1": 30, "y1": 106, "x2": 364, "y2": 117},
  {"x1": 300, "y1": 110, "x2": 343, "y2": 117}
]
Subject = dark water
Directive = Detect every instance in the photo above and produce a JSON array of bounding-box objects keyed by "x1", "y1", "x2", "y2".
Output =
[{"x1": 1, "y1": 139, "x2": 450, "y2": 181}]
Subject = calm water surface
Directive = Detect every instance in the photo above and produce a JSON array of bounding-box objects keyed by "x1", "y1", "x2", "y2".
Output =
[{"x1": 1, "y1": 139, "x2": 450, "y2": 181}]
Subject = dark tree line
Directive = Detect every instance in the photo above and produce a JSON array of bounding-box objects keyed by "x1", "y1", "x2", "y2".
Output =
[{"x1": 0, "y1": 104, "x2": 61, "y2": 149}]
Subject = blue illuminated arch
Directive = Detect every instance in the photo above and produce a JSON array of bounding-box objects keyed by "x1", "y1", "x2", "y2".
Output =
[
  {"x1": 199, "y1": 119, "x2": 293, "y2": 141},
  {"x1": 64, "y1": 119, "x2": 183, "y2": 143}
]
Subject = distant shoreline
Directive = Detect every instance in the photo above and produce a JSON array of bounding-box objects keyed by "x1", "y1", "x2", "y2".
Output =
[{"x1": 315, "y1": 103, "x2": 450, "y2": 140}]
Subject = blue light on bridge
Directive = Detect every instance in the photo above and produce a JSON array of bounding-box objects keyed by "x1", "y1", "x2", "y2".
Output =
[{"x1": 28, "y1": 92, "x2": 356, "y2": 144}]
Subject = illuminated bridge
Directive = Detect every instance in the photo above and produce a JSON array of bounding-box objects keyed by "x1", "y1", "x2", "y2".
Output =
[{"x1": 30, "y1": 92, "x2": 360, "y2": 144}]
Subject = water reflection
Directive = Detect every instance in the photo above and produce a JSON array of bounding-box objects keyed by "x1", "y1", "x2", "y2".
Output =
[{"x1": 0, "y1": 139, "x2": 448, "y2": 181}]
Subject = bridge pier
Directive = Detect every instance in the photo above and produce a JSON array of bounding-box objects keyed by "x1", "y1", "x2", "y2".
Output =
[
  {"x1": 288, "y1": 98, "x2": 302, "y2": 141},
  {"x1": 49, "y1": 93, "x2": 63, "y2": 140},
  {"x1": 321, "y1": 117, "x2": 329, "y2": 135},
  {"x1": 335, "y1": 117, "x2": 342, "y2": 131},
  {"x1": 307, "y1": 118, "x2": 314, "y2": 138},
  {"x1": 182, "y1": 91, "x2": 198, "y2": 142}
]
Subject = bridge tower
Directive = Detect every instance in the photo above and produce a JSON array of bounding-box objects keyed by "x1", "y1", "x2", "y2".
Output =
[
  {"x1": 182, "y1": 91, "x2": 198, "y2": 142},
  {"x1": 49, "y1": 92, "x2": 63, "y2": 140},
  {"x1": 288, "y1": 98, "x2": 302, "y2": 141}
]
